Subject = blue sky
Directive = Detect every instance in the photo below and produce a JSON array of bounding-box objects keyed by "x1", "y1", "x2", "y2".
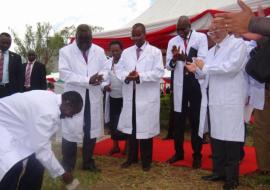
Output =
[{"x1": 1, "y1": 0, "x2": 155, "y2": 36}]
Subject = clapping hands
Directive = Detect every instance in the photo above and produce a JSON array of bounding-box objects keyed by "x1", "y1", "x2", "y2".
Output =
[
  {"x1": 89, "y1": 73, "x2": 104, "y2": 86},
  {"x1": 126, "y1": 70, "x2": 139, "y2": 81},
  {"x1": 172, "y1": 45, "x2": 187, "y2": 62},
  {"x1": 185, "y1": 59, "x2": 205, "y2": 73}
]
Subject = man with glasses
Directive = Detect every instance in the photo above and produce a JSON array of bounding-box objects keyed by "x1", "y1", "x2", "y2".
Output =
[
  {"x1": 166, "y1": 16, "x2": 208, "y2": 169},
  {"x1": 186, "y1": 22, "x2": 248, "y2": 190}
]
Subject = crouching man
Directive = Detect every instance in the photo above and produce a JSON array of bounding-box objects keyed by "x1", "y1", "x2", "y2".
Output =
[{"x1": 0, "y1": 90, "x2": 83, "y2": 190}]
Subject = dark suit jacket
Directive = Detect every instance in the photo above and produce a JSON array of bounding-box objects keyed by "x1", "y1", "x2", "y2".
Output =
[
  {"x1": 8, "y1": 51, "x2": 24, "y2": 94},
  {"x1": 23, "y1": 61, "x2": 47, "y2": 90}
]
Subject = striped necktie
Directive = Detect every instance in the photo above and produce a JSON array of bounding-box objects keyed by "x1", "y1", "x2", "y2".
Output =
[
  {"x1": 24, "y1": 62, "x2": 33, "y2": 87},
  {"x1": 0, "y1": 50, "x2": 4, "y2": 81},
  {"x1": 136, "y1": 47, "x2": 142, "y2": 60}
]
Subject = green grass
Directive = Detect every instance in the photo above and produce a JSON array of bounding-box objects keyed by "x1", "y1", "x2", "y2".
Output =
[{"x1": 41, "y1": 95, "x2": 270, "y2": 190}]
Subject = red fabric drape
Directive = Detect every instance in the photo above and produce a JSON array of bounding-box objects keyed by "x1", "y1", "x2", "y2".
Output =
[{"x1": 70, "y1": 8, "x2": 270, "y2": 51}]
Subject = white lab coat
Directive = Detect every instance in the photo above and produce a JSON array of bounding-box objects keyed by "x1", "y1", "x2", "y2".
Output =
[
  {"x1": 59, "y1": 42, "x2": 107, "y2": 142},
  {"x1": 116, "y1": 43, "x2": 164, "y2": 139},
  {"x1": 198, "y1": 75, "x2": 209, "y2": 138},
  {"x1": 104, "y1": 58, "x2": 123, "y2": 123},
  {"x1": 0, "y1": 91, "x2": 65, "y2": 181},
  {"x1": 200, "y1": 35, "x2": 248, "y2": 142},
  {"x1": 166, "y1": 30, "x2": 208, "y2": 112}
]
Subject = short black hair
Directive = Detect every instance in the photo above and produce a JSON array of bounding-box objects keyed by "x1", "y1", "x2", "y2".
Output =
[
  {"x1": 62, "y1": 91, "x2": 83, "y2": 112},
  {"x1": 132, "y1": 23, "x2": 146, "y2": 34},
  {"x1": 109, "y1": 40, "x2": 123, "y2": 49},
  {"x1": 76, "y1": 24, "x2": 92, "y2": 36},
  {"x1": 0, "y1": 32, "x2": 11, "y2": 38}
]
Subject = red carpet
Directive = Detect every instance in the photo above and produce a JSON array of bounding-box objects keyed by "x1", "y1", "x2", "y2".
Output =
[{"x1": 94, "y1": 137, "x2": 257, "y2": 175}]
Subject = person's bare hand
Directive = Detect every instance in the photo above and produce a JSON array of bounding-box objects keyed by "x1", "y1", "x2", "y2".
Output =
[
  {"x1": 171, "y1": 45, "x2": 186, "y2": 62},
  {"x1": 214, "y1": 0, "x2": 253, "y2": 35},
  {"x1": 185, "y1": 63, "x2": 197, "y2": 73},
  {"x1": 194, "y1": 59, "x2": 205, "y2": 70},
  {"x1": 126, "y1": 70, "x2": 139, "y2": 81},
  {"x1": 104, "y1": 84, "x2": 111, "y2": 92},
  {"x1": 61, "y1": 172, "x2": 73, "y2": 185},
  {"x1": 89, "y1": 73, "x2": 104, "y2": 85}
]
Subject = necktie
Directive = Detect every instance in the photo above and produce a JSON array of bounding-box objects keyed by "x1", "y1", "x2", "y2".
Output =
[
  {"x1": 83, "y1": 51, "x2": 88, "y2": 63},
  {"x1": 136, "y1": 48, "x2": 142, "y2": 60},
  {"x1": 214, "y1": 44, "x2": 220, "y2": 56},
  {"x1": 24, "y1": 62, "x2": 33, "y2": 87},
  {"x1": 184, "y1": 39, "x2": 188, "y2": 52},
  {"x1": 0, "y1": 50, "x2": 4, "y2": 81}
]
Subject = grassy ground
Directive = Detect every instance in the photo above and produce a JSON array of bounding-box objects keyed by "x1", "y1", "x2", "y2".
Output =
[{"x1": 42, "y1": 95, "x2": 270, "y2": 190}]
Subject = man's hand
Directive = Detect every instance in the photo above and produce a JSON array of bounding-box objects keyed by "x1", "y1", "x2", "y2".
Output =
[
  {"x1": 126, "y1": 70, "x2": 139, "y2": 81},
  {"x1": 104, "y1": 84, "x2": 111, "y2": 92},
  {"x1": 185, "y1": 63, "x2": 197, "y2": 73},
  {"x1": 172, "y1": 45, "x2": 186, "y2": 62},
  {"x1": 214, "y1": 0, "x2": 253, "y2": 35},
  {"x1": 89, "y1": 73, "x2": 104, "y2": 85},
  {"x1": 62, "y1": 172, "x2": 73, "y2": 185},
  {"x1": 194, "y1": 59, "x2": 205, "y2": 70}
]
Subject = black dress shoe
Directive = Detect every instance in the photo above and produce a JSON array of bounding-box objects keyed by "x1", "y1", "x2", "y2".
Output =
[
  {"x1": 82, "y1": 163, "x2": 101, "y2": 172},
  {"x1": 223, "y1": 182, "x2": 238, "y2": 190},
  {"x1": 192, "y1": 159, "x2": 201, "y2": 169},
  {"x1": 142, "y1": 165, "x2": 151, "y2": 172},
  {"x1": 166, "y1": 155, "x2": 184, "y2": 164},
  {"x1": 121, "y1": 160, "x2": 138, "y2": 168},
  {"x1": 201, "y1": 174, "x2": 225, "y2": 181}
]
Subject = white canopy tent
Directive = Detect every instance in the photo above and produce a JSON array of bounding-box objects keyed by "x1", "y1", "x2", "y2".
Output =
[{"x1": 93, "y1": 0, "x2": 270, "y2": 41}]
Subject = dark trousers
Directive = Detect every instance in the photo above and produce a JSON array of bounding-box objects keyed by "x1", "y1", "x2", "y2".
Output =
[
  {"x1": 166, "y1": 93, "x2": 175, "y2": 138},
  {"x1": 173, "y1": 74, "x2": 202, "y2": 160},
  {"x1": 0, "y1": 85, "x2": 10, "y2": 98},
  {"x1": 211, "y1": 138, "x2": 241, "y2": 184},
  {"x1": 109, "y1": 97, "x2": 126, "y2": 140},
  {"x1": 18, "y1": 154, "x2": 44, "y2": 190},
  {"x1": 0, "y1": 161, "x2": 23, "y2": 190},
  {"x1": 62, "y1": 90, "x2": 96, "y2": 171},
  {"x1": 127, "y1": 90, "x2": 153, "y2": 167}
]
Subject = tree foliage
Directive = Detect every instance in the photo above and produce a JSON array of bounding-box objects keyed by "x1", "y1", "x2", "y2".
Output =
[{"x1": 11, "y1": 23, "x2": 104, "y2": 73}]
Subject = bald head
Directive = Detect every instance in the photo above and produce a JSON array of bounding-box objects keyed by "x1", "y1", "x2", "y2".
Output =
[
  {"x1": 207, "y1": 22, "x2": 228, "y2": 44},
  {"x1": 176, "y1": 16, "x2": 191, "y2": 39},
  {"x1": 76, "y1": 24, "x2": 92, "y2": 51}
]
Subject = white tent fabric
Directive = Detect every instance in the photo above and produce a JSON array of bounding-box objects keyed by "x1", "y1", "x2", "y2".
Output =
[{"x1": 94, "y1": 0, "x2": 270, "y2": 38}]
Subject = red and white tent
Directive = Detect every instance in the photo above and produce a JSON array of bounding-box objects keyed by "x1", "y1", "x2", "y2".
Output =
[{"x1": 90, "y1": 0, "x2": 270, "y2": 51}]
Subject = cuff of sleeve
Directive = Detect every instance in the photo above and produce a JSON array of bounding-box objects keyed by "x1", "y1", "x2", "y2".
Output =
[
  {"x1": 136, "y1": 77, "x2": 140, "y2": 84},
  {"x1": 169, "y1": 60, "x2": 176, "y2": 69},
  {"x1": 51, "y1": 167, "x2": 65, "y2": 178},
  {"x1": 124, "y1": 78, "x2": 130, "y2": 84},
  {"x1": 248, "y1": 16, "x2": 256, "y2": 33},
  {"x1": 202, "y1": 65, "x2": 208, "y2": 74}
]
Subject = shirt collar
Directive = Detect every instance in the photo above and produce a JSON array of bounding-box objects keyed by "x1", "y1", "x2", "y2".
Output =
[
  {"x1": 28, "y1": 60, "x2": 36, "y2": 64},
  {"x1": 136, "y1": 41, "x2": 147, "y2": 51},
  {"x1": 216, "y1": 34, "x2": 230, "y2": 48}
]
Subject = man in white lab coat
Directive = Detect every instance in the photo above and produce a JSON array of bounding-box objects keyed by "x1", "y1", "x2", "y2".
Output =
[
  {"x1": 186, "y1": 23, "x2": 248, "y2": 190},
  {"x1": 116, "y1": 23, "x2": 164, "y2": 171},
  {"x1": 0, "y1": 90, "x2": 83, "y2": 190},
  {"x1": 166, "y1": 16, "x2": 208, "y2": 168},
  {"x1": 59, "y1": 24, "x2": 107, "y2": 172}
]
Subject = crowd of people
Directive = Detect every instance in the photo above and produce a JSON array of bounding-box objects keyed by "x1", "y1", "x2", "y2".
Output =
[{"x1": 0, "y1": 0, "x2": 269, "y2": 190}]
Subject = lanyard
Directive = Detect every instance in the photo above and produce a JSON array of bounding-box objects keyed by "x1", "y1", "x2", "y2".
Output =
[{"x1": 183, "y1": 31, "x2": 192, "y2": 54}]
